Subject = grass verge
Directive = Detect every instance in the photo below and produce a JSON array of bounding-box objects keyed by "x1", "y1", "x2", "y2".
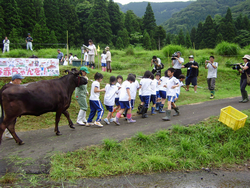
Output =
[{"x1": 49, "y1": 110, "x2": 250, "y2": 180}]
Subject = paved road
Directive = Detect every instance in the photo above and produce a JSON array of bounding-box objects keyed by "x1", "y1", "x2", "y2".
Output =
[{"x1": 0, "y1": 96, "x2": 249, "y2": 174}]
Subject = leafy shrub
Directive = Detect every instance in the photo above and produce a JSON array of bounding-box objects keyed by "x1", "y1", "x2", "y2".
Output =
[
  {"x1": 111, "y1": 61, "x2": 124, "y2": 70},
  {"x1": 215, "y1": 42, "x2": 240, "y2": 56},
  {"x1": 162, "y1": 45, "x2": 185, "y2": 57},
  {"x1": 125, "y1": 46, "x2": 135, "y2": 55}
]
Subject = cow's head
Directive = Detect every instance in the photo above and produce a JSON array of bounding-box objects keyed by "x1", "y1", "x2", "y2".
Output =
[{"x1": 65, "y1": 69, "x2": 88, "y2": 86}]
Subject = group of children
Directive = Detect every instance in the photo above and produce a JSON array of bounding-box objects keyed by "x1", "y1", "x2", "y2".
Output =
[{"x1": 76, "y1": 67, "x2": 187, "y2": 128}]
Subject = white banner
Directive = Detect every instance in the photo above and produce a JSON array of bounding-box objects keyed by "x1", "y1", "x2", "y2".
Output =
[{"x1": 0, "y1": 58, "x2": 60, "y2": 77}]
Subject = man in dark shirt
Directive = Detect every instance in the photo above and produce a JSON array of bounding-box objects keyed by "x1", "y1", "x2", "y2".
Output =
[
  {"x1": 182, "y1": 55, "x2": 199, "y2": 93},
  {"x1": 26, "y1": 33, "x2": 33, "y2": 51},
  {"x1": 57, "y1": 49, "x2": 64, "y2": 65}
]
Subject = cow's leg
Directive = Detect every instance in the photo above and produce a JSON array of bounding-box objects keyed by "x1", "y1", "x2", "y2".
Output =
[
  {"x1": 55, "y1": 111, "x2": 62, "y2": 135},
  {"x1": 62, "y1": 110, "x2": 75, "y2": 129},
  {"x1": 0, "y1": 123, "x2": 6, "y2": 145},
  {"x1": 7, "y1": 119, "x2": 24, "y2": 145}
]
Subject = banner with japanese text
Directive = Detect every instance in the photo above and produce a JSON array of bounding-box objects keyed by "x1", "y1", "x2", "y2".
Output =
[{"x1": 0, "y1": 58, "x2": 60, "y2": 77}]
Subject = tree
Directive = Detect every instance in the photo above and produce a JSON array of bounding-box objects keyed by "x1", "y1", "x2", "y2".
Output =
[
  {"x1": 156, "y1": 26, "x2": 166, "y2": 50},
  {"x1": 49, "y1": 30, "x2": 58, "y2": 48},
  {"x1": 86, "y1": 0, "x2": 112, "y2": 45},
  {"x1": 0, "y1": 6, "x2": 5, "y2": 41},
  {"x1": 234, "y1": 30, "x2": 250, "y2": 47},
  {"x1": 143, "y1": 30, "x2": 151, "y2": 50},
  {"x1": 225, "y1": 7, "x2": 233, "y2": 24},
  {"x1": 242, "y1": 15, "x2": 250, "y2": 31},
  {"x1": 202, "y1": 15, "x2": 216, "y2": 48},
  {"x1": 177, "y1": 29, "x2": 185, "y2": 46},
  {"x1": 190, "y1": 27, "x2": 196, "y2": 47},
  {"x1": 185, "y1": 32, "x2": 192, "y2": 48},
  {"x1": 142, "y1": 3, "x2": 156, "y2": 37},
  {"x1": 199, "y1": 40, "x2": 206, "y2": 49},
  {"x1": 116, "y1": 37, "x2": 124, "y2": 50},
  {"x1": 235, "y1": 14, "x2": 243, "y2": 30},
  {"x1": 124, "y1": 10, "x2": 135, "y2": 34},
  {"x1": 32, "y1": 23, "x2": 43, "y2": 49},
  {"x1": 151, "y1": 37, "x2": 157, "y2": 50},
  {"x1": 166, "y1": 33, "x2": 171, "y2": 45},
  {"x1": 108, "y1": 0, "x2": 121, "y2": 35},
  {"x1": 195, "y1": 22, "x2": 203, "y2": 49},
  {"x1": 216, "y1": 33, "x2": 223, "y2": 44},
  {"x1": 118, "y1": 28, "x2": 130, "y2": 48},
  {"x1": 9, "y1": 28, "x2": 21, "y2": 49}
]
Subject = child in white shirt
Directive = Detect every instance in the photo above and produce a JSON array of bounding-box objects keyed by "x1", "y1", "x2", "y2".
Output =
[
  {"x1": 155, "y1": 73, "x2": 161, "y2": 111},
  {"x1": 103, "y1": 76, "x2": 118, "y2": 125},
  {"x1": 140, "y1": 71, "x2": 152, "y2": 118},
  {"x1": 87, "y1": 72, "x2": 106, "y2": 127},
  {"x1": 112, "y1": 75, "x2": 123, "y2": 117},
  {"x1": 84, "y1": 49, "x2": 89, "y2": 67},
  {"x1": 114, "y1": 75, "x2": 136, "y2": 125},
  {"x1": 150, "y1": 74, "x2": 157, "y2": 115},
  {"x1": 162, "y1": 68, "x2": 179, "y2": 121},
  {"x1": 158, "y1": 70, "x2": 169, "y2": 113},
  {"x1": 175, "y1": 74, "x2": 187, "y2": 102},
  {"x1": 101, "y1": 50, "x2": 107, "y2": 72}
]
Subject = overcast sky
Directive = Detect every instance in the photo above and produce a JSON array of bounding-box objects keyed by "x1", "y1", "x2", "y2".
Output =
[{"x1": 114, "y1": 0, "x2": 190, "y2": 5}]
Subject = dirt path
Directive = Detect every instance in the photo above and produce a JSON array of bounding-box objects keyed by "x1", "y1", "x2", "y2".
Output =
[{"x1": 0, "y1": 96, "x2": 250, "y2": 175}]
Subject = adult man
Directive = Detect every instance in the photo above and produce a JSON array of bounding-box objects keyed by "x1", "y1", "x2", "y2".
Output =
[
  {"x1": 26, "y1": 33, "x2": 33, "y2": 51},
  {"x1": 57, "y1": 49, "x2": 64, "y2": 65},
  {"x1": 2, "y1": 74, "x2": 24, "y2": 139},
  {"x1": 205, "y1": 56, "x2": 218, "y2": 99},
  {"x1": 182, "y1": 55, "x2": 199, "y2": 93},
  {"x1": 172, "y1": 51, "x2": 184, "y2": 78},
  {"x1": 151, "y1": 56, "x2": 162, "y2": 74},
  {"x1": 3, "y1": 36, "x2": 10, "y2": 53}
]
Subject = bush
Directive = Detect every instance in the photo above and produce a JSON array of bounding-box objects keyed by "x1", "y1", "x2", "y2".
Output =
[
  {"x1": 125, "y1": 46, "x2": 135, "y2": 56},
  {"x1": 162, "y1": 45, "x2": 185, "y2": 57},
  {"x1": 215, "y1": 42, "x2": 240, "y2": 56}
]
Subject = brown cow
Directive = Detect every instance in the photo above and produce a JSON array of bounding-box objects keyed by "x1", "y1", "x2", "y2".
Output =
[{"x1": 0, "y1": 69, "x2": 87, "y2": 145}]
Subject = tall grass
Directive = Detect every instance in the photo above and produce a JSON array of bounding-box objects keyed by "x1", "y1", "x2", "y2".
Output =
[
  {"x1": 162, "y1": 45, "x2": 185, "y2": 57},
  {"x1": 215, "y1": 42, "x2": 240, "y2": 56},
  {"x1": 50, "y1": 111, "x2": 250, "y2": 180}
]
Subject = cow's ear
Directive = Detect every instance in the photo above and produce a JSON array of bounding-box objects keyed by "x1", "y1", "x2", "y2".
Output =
[{"x1": 64, "y1": 70, "x2": 70, "y2": 74}]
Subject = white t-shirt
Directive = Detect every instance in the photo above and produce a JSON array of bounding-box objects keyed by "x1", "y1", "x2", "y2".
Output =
[
  {"x1": 88, "y1": 44, "x2": 96, "y2": 55},
  {"x1": 173, "y1": 57, "x2": 184, "y2": 69},
  {"x1": 153, "y1": 58, "x2": 161, "y2": 70},
  {"x1": 155, "y1": 79, "x2": 160, "y2": 91},
  {"x1": 140, "y1": 78, "x2": 152, "y2": 96},
  {"x1": 166, "y1": 76, "x2": 179, "y2": 96},
  {"x1": 119, "y1": 80, "x2": 131, "y2": 101},
  {"x1": 84, "y1": 52, "x2": 89, "y2": 62},
  {"x1": 69, "y1": 56, "x2": 73, "y2": 64},
  {"x1": 130, "y1": 80, "x2": 140, "y2": 100},
  {"x1": 104, "y1": 84, "x2": 118, "y2": 106},
  {"x1": 63, "y1": 58, "x2": 68, "y2": 66},
  {"x1": 207, "y1": 62, "x2": 218, "y2": 78},
  {"x1": 115, "y1": 82, "x2": 121, "y2": 99},
  {"x1": 101, "y1": 54, "x2": 107, "y2": 64},
  {"x1": 159, "y1": 76, "x2": 168, "y2": 91},
  {"x1": 89, "y1": 81, "x2": 100, "y2": 101},
  {"x1": 139, "y1": 88, "x2": 141, "y2": 96},
  {"x1": 176, "y1": 79, "x2": 184, "y2": 95},
  {"x1": 151, "y1": 79, "x2": 157, "y2": 95}
]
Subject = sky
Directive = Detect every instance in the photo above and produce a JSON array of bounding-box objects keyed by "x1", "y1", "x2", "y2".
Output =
[{"x1": 114, "y1": 0, "x2": 190, "y2": 5}]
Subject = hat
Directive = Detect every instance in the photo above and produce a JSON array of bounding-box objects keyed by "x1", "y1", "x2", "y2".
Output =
[
  {"x1": 105, "y1": 46, "x2": 110, "y2": 51},
  {"x1": 189, "y1": 55, "x2": 194, "y2": 58},
  {"x1": 28, "y1": 33, "x2": 30, "y2": 35},
  {"x1": 12, "y1": 74, "x2": 24, "y2": 81},
  {"x1": 242, "y1": 55, "x2": 250, "y2": 61},
  {"x1": 80, "y1": 66, "x2": 90, "y2": 74}
]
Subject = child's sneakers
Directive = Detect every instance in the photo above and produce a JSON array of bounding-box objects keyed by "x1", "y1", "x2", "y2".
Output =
[
  {"x1": 103, "y1": 118, "x2": 110, "y2": 125},
  {"x1": 85, "y1": 122, "x2": 94, "y2": 127},
  {"x1": 94, "y1": 121, "x2": 103, "y2": 128},
  {"x1": 110, "y1": 118, "x2": 114, "y2": 123},
  {"x1": 127, "y1": 118, "x2": 136, "y2": 123},
  {"x1": 113, "y1": 117, "x2": 120, "y2": 126}
]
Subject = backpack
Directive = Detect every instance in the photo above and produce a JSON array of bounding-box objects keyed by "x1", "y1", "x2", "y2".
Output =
[{"x1": 160, "y1": 63, "x2": 164, "y2": 69}]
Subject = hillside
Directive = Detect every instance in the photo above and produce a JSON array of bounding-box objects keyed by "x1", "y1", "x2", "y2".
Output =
[
  {"x1": 118, "y1": 1, "x2": 193, "y2": 25},
  {"x1": 231, "y1": 0, "x2": 250, "y2": 19},
  {"x1": 162, "y1": 0, "x2": 246, "y2": 33}
]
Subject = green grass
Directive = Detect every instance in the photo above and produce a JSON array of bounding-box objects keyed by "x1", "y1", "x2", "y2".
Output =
[
  {"x1": 49, "y1": 110, "x2": 250, "y2": 180},
  {"x1": 0, "y1": 47, "x2": 246, "y2": 131}
]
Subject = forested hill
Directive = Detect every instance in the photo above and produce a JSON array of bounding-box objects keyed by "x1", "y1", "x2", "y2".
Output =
[
  {"x1": 118, "y1": 1, "x2": 193, "y2": 25},
  {"x1": 162, "y1": 0, "x2": 247, "y2": 33}
]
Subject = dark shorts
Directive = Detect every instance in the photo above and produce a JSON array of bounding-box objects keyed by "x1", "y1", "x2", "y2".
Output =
[
  {"x1": 120, "y1": 101, "x2": 131, "y2": 109},
  {"x1": 105, "y1": 105, "x2": 113, "y2": 112},
  {"x1": 174, "y1": 69, "x2": 182, "y2": 79},
  {"x1": 150, "y1": 95, "x2": 157, "y2": 105},
  {"x1": 186, "y1": 77, "x2": 197, "y2": 86},
  {"x1": 139, "y1": 95, "x2": 142, "y2": 101},
  {"x1": 159, "y1": 90, "x2": 166, "y2": 99},
  {"x1": 156, "y1": 91, "x2": 161, "y2": 99},
  {"x1": 115, "y1": 98, "x2": 120, "y2": 106},
  {"x1": 101, "y1": 63, "x2": 106, "y2": 67},
  {"x1": 141, "y1": 95, "x2": 151, "y2": 107},
  {"x1": 131, "y1": 99, "x2": 135, "y2": 110}
]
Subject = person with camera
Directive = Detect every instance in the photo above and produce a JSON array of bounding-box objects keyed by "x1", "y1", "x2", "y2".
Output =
[
  {"x1": 26, "y1": 33, "x2": 33, "y2": 51},
  {"x1": 151, "y1": 56, "x2": 163, "y2": 74},
  {"x1": 172, "y1": 51, "x2": 184, "y2": 78},
  {"x1": 238, "y1": 55, "x2": 250, "y2": 103},
  {"x1": 205, "y1": 56, "x2": 218, "y2": 99},
  {"x1": 2, "y1": 36, "x2": 10, "y2": 53},
  {"x1": 182, "y1": 55, "x2": 199, "y2": 93}
]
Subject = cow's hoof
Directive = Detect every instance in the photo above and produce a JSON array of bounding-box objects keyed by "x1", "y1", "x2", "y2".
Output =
[
  {"x1": 18, "y1": 141, "x2": 25, "y2": 145},
  {"x1": 69, "y1": 125, "x2": 75, "y2": 129},
  {"x1": 56, "y1": 132, "x2": 62, "y2": 136}
]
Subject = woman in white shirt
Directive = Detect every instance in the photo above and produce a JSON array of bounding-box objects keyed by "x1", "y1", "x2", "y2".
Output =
[{"x1": 87, "y1": 39, "x2": 97, "y2": 69}]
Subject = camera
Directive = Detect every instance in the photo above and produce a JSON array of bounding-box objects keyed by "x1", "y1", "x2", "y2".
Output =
[
  {"x1": 171, "y1": 52, "x2": 178, "y2": 60},
  {"x1": 153, "y1": 59, "x2": 157, "y2": 63},
  {"x1": 230, "y1": 63, "x2": 243, "y2": 70}
]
